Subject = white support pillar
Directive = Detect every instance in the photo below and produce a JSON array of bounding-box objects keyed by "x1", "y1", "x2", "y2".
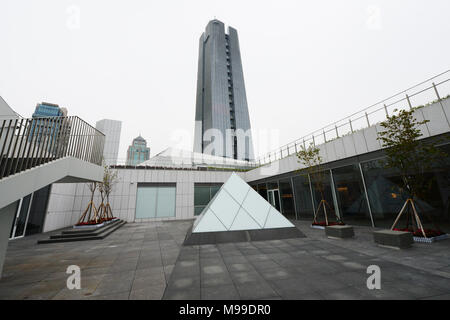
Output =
[{"x1": 0, "y1": 201, "x2": 19, "y2": 279}]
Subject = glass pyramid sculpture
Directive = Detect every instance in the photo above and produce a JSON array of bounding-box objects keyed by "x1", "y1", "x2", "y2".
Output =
[{"x1": 192, "y1": 173, "x2": 294, "y2": 233}]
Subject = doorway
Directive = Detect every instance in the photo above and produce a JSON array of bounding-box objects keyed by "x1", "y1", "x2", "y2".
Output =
[
  {"x1": 267, "y1": 189, "x2": 281, "y2": 212},
  {"x1": 9, "y1": 194, "x2": 33, "y2": 239}
]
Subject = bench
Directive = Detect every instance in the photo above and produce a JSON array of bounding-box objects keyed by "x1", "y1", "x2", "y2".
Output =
[
  {"x1": 373, "y1": 230, "x2": 413, "y2": 249},
  {"x1": 325, "y1": 225, "x2": 355, "y2": 239}
]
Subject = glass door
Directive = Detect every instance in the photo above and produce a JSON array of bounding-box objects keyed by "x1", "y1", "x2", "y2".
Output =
[
  {"x1": 9, "y1": 194, "x2": 33, "y2": 239},
  {"x1": 267, "y1": 189, "x2": 281, "y2": 212}
]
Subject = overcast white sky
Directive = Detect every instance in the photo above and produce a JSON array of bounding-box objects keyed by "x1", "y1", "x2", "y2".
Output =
[{"x1": 1, "y1": 0, "x2": 449, "y2": 162}]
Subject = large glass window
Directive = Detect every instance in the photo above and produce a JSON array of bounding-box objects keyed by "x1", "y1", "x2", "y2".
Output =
[
  {"x1": 292, "y1": 174, "x2": 314, "y2": 219},
  {"x1": 332, "y1": 165, "x2": 372, "y2": 226},
  {"x1": 194, "y1": 184, "x2": 222, "y2": 216},
  {"x1": 362, "y1": 159, "x2": 417, "y2": 229},
  {"x1": 136, "y1": 185, "x2": 176, "y2": 219},
  {"x1": 362, "y1": 145, "x2": 450, "y2": 231},
  {"x1": 310, "y1": 170, "x2": 337, "y2": 221},
  {"x1": 279, "y1": 178, "x2": 296, "y2": 219}
]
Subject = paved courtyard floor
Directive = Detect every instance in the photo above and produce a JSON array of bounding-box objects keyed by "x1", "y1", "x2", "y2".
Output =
[{"x1": 0, "y1": 220, "x2": 449, "y2": 300}]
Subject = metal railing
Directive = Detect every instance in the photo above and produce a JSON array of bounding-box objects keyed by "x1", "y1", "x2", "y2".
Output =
[
  {"x1": 254, "y1": 70, "x2": 450, "y2": 166},
  {"x1": 108, "y1": 157, "x2": 258, "y2": 171},
  {"x1": 0, "y1": 116, "x2": 105, "y2": 180}
]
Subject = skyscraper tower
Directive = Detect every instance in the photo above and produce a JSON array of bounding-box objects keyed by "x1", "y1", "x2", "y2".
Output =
[
  {"x1": 126, "y1": 135, "x2": 150, "y2": 166},
  {"x1": 95, "y1": 119, "x2": 122, "y2": 166},
  {"x1": 194, "y1": 19, "x2": 254, "y2": 161}
]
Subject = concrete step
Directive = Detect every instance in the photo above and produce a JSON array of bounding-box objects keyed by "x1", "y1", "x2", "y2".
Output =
[
  {"x1": 52, "y1": 219, "x2": 122, "y2": 238},
  {"x1": 37, "y1": 220, "x2": 126, "y2": 244},
  {"x1": 61, "y1": 219, "x2": 121, "y2": 235}
]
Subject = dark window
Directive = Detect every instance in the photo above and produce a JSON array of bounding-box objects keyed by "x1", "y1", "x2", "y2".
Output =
[
  {"x1": 194, "y1": 184, "x2": 222, "y2": 216},
  {"x1": 292, "y1": 174, "x2": 314, "y2": 219},
  {"x1": 332, "y1": 165, "x2": 371, "y2": 226},
  {"x1": 25, "y1": 185, "x2": 51, "y2": 236},
  {"x1": 279, "y1": 179, "x2": 296, "y2": 219}
]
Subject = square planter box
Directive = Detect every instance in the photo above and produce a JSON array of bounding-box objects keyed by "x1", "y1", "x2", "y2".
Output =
[
  {"x1": 373, "y1": 229, "x2": 413, "y2": 249},
  {"x1": 325, "y1": 225, "x2": 354, "y2": 239}
]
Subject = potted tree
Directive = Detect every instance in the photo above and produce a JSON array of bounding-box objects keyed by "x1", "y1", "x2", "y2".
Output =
[
  {"x1": 101, "y1": 163, "x2": 119, "y2": 222},
  {"x1": 377, "y1": 107, "x2": 447, "y2": 243},
  {"x1": 76, "y1": 182, "x2": 101, "y2": 227},
  {"x1": 297, "y1": 144, "x2": 343, "y2": 229}
]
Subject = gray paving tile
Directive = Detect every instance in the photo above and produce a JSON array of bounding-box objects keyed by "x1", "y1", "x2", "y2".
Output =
[
  {"x1": 235, "y1": 281, "x2": 279, "y2": 299},
  {"x1": 230, "y1": 271, "x2": 265, "y2": 285},
  {"x1": 201, "y1": 284, "x2": 240, "y2": 300},
  {"x1": 202, "y1": 272, "x2": 234, "y2": 288},
  {"x1": 3, "y1": 220, "x2": 450, "y2": 301},
  {"x1": 129, "y1": 284, "x2": 165, "y2": 300}
]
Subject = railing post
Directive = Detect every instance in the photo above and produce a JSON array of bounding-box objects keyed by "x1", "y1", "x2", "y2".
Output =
[
  {"x1": 323, "y1": 130, "x2": 326, "y2": 143},
  {"x1": 24, "y1": 119, "x2": 37, "y2": 171},
  {"x1": 384, "y1": 104, "x2": 389, "y2": 118},
  {"x1": 349, "y1": 119, "x2": 353, "y2": 133},
  {"x1": 31, "y1": 118, "x2": 44, "y2": 169},
  {"x1": 432, "y1": 82, "x2": 441, "y2": 100},
  {"x1": 303, "y1": 139, "x2": 306, "y2": 150},
  {"x1": 1, "y1": 119, "x2": 17, "y2": 178},
  {"x1": 0, "y1": 120, "x2": 13, "y2": 178},
  {"x1": 365, "y1": 112, "x2": 370, "y2": 127},
  {"x1": 312, "y1": 135, "x2": 315, "y2": 147},
  {"x1": 14, "y1": 119, "x2": 27, "y2": 174},
  {"x1": 335, "y1": 125, "x2": 339, "y2": 138},
  {"x1": 406, "y1": 94, "x2": 413, "y2": 110},
  {"x1": 6, "y1": 119, "x2": 22, "y2": 177}
]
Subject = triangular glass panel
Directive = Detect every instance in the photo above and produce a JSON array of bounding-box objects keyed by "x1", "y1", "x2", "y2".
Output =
[
  {"x1": 194, "y1": 208, "x2": 227, "y2": 233},
  {"x1": 241, "y1": 187, "x2": 271, "y2": 227},
  {"x1": 208, "y1": 189, "x2": 241, "y2": 229},
  {"x1": 229, "y1": 207, "x2": 261, "y2": 231},
  {"x1": 222, "y1": 173, "x2": 250, "y2": 204},
  {"x1": 264, "y1": 206, "x2": 294, "y2": 229}
]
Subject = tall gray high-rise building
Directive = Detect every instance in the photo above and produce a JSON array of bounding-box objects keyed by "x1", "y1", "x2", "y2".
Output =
[
  {"x1": 194, "y1": 19, "x2": 254, "y2": 161},
  {"x1": 95, "y1": 119, "x2": 122, "y2": 165}
]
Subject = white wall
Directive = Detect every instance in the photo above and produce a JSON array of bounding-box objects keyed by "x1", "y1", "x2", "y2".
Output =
[
  {"x1": 0, "y1": 201, "x2": 19, "y2": 279},
  {"x1": 43, "y1": 183, "x2": 77, "y2": 232},
  {"x1": 44, "y1": 169, "x2": 246, "y2": 231}
]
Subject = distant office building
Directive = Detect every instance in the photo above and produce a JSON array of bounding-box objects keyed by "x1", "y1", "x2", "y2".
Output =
[
  {"x1": 126, "y1": 135, "x2": 150, "y2": 166},
  {"x1": 30, "y1": 102, "x2": 69, "y2": 152},
  {"x1": 95, "y1": 119, "x2": 122, "y2": 166},
  {"x1": 194, "y1": 19, "x2": 254, "y2": 161},
  {"x1": 32, "y1": 102, "x2": 67, "y2": 118}
]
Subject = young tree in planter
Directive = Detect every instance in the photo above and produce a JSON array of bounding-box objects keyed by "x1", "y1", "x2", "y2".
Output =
[
  {"x1": 101, "y1": 164, "x2": 119, "y2": 220},
  {"x1": 77, "y1": 182, "x2": 99, "y2": 225},
  {"x1": 97, "y1": 177, "x2": 107, "y2": 221},
  {"x1": 296, "y1": 144, "x2": 342, "y2": 226},
  {"x1": 377, "y1": 107, "x2": 446, "y2": 238}
]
